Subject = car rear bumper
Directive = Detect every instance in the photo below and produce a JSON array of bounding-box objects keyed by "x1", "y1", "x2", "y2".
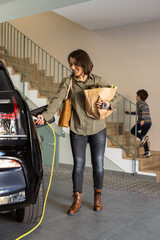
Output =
[
  {"x1": 0, "y1": 159, "x2": 26, "y2": 205},
  {"x1": 0, "y1": 190, "x2": 25, "y2": 205},
  {"x1": 0, "y1": 150, "x2": 43, "y2": 211}
]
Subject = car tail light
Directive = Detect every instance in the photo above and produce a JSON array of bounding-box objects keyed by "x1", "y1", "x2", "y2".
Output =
[
  {"x1": 0, "y1": 97, "x2": 18, "y2": 120},
  {"x1": 0, "y1": 97, "x2": 18, "y2": 135},
  {"x1": 0, "y1": 159, "x2": 21, "y2": 168}
]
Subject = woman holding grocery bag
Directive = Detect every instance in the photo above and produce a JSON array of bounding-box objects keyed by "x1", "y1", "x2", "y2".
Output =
[{"x1": 36, "y1": 49, "x2": 118, "y2": 215}]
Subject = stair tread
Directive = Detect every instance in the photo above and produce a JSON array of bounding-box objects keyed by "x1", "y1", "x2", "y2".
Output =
[
  {"x1": 124, "y1": 154, "x2": 160, "y2": 161},
  {"x1": 109, "y1": 133, "x2": 135, "y2": 138},
  {"x1": 108, "y1": 137, "x2": 150, "y2": 145},
  {"x1": 141, "y1": 166, "x2": 160, "y2": 173},
  {"x1": 108, "y1": 143, "x2": 137, "y2": 149}
]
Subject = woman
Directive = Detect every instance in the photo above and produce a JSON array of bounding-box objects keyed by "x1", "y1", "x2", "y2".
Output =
[{"x1": 36, "y1": 49, "x2": 117, "y2": 215}]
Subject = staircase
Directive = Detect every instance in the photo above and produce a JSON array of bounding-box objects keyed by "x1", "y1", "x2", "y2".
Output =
[
  {"x1": 4, "y1": 56, "x2": 58, "y2": 100},
  {"x1": 0, "y1": 22, "x2": 70, "y2": 101},
  {"x1": 0, "y1": 57, "x2": 48, "y2": 107}
]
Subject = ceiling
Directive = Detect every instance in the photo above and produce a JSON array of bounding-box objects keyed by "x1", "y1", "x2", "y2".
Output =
[
  {"x1": 53, "y1": 0, "x2": 160, "y2": 30},
  {"x1": 0, "y1": 0, "x2": 91, "y2": 23},
  {"x1": 1, "y1": 0, "x2": 160, "y2": 30}
]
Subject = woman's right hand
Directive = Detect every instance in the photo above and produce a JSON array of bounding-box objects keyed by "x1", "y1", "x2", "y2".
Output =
[{"x1": 36, "y1": 115, "x2": 45, "y2": 125}]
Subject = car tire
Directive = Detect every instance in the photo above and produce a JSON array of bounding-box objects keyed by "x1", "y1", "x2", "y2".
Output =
[{"x1": 16, "y1": 180, "x2": 44, "y2": 223}]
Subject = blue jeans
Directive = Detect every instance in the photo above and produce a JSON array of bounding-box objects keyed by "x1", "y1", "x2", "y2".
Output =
[
  {"x1": 70, "y1": 128, "x2": 106, "y2": 193},
  {"x1": 131, "y1": 122, "x2": 152, "y2": 152}
]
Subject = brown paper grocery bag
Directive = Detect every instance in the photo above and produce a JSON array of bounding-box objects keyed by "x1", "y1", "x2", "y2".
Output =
[{"x1": 84, "y1": 87, "x2": 116, "y2": 119}]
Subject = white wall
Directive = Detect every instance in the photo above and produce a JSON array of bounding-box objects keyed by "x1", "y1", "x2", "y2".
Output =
[
  {"x1": 8, "y1": 11, "x2": 160, "y2": 151},
  {"x1": 96, "y1": 22, "x2": 160, "y2": 151}
]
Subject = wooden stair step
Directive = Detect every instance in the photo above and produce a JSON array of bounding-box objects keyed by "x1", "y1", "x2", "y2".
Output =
[
  {"x1": 38, "y1": 89, "x2": 58, "y2": 98},
  {"x1": 7, "y1": 56, "x2": 30, "y2": 62},
  {"x1": 107, "y1": 127, "x2": 123, "y2": 135},
  {"x1": 139, "y1": 155, "x2": 160, "y2": 170},
  {"x1": 13, "y1": 63, "x2": 46, "y2": 77},
  {"x1": 141, "y1": 166, "x2": 160, "y2": 173},
  {"x1": 5, "y1": 57, "x2": 30, "y2": 66},
  {"x1": 107, "y1": 135, "x2": 137, "y2": 146},
  {"x1": 125, "y1": 154, "x2": 151, "y2": 160},
  {"x1": 107, "y1": 140, "x2": 144, "y2": 156},
  {"x1": 140, "y1": 167, "x2": 160, "y2": 183},
  {"x1": 122, "y1": 148, "x2": 147, "y2": 158},
  {"x1": 25, "y1": 75, "x2": 54, "y2": 84},
  {"x1": 17, "y1": 63, "x2": 38, "y2": 72},
  {"x1": 27, "y1": 71, "x2": 48, "y2": 78},
  {"x1": 29, "y1": 82, "x2": 58, "y2": 93}
]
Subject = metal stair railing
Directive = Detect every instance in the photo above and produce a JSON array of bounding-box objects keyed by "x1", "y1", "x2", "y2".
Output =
[
  {"x1": 106, "y1": 93, "x2": 137, "y2": 174},
  {"x1": 0, "y1": 22, "x2": 71, "y2": 100}
]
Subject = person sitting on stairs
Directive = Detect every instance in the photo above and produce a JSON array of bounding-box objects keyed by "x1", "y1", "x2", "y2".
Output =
[{"x1": 125, "y1": 89, "x2": 152, "y2": 158}]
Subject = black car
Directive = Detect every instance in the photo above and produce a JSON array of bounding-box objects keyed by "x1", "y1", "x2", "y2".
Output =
[{"x1": 0, "y1": 60, "x2": 52, "y2": 223}]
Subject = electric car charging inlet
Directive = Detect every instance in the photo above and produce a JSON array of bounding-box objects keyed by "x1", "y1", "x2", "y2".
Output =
[{"x1": 15, "y1": 122, "x2": 56, "y2": 240}]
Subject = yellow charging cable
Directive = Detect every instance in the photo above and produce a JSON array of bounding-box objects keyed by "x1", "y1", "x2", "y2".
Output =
[{"x1": 15, "y1": 122, "x2": 56, "y2": 240}]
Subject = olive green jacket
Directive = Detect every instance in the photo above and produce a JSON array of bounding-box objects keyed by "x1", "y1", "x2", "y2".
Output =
[{"x1": 42, "y1": 74, "x2": 119, "y2": 136}]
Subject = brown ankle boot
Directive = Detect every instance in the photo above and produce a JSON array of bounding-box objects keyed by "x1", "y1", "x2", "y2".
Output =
[
  {"x1": 67, "y1": 192, "x2": 82, "y2": 215},
  {"x1": 94, "y1": 189, "x2": 103, "y2": 211}
]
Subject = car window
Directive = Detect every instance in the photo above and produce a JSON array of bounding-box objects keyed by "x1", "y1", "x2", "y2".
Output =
[{"x1": 0, "y1": 70, "x2": 13, "y2": 91}]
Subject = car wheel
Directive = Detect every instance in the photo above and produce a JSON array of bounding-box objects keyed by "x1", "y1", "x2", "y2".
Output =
[{"x1": 16, "y1": 180, "x2": 44, "y2": 223}]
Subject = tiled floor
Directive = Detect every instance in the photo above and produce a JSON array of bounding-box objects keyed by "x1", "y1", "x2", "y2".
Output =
[{"x1": 1, "y1": 166, "x2": 160, "y2": 240}]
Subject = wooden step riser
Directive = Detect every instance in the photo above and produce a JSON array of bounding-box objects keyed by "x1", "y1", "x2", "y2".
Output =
[
  {"x1": 27, "y1": 72, "x2": 52, "y2": 79},
  {"x1": 108, "y1": 137, "x2": 150, "y2": 148},
  {"x1": 13, "y1": 65, "x2": 37, "y2": 75},
  {"x1": 9, "y1": 57, "x2": 46, "y2": 73},
  {"x1": 17, "y1": 63, "x2": 38, "y2": 72},
  {"x1": 18, "y1": 69, "x2": 55, "y2": 84},
  {"x1": 11, "y1": 61, "x2": 48, "y2": 77},
  {"x1": 6, "y1": 56, "x2": 47, "y2": 76},
  {"x1": 5, "y1": 57, "x2": 30, "y2": 64},
  {"x1": 106, "y1": 122, "x2": 123, "y2": 128},
  {"x1": 29, "y1": 82, "x2": 56, "y2": 88},
  {"x1": 11, "y1": 63, "x2": 36, "y2": 72},
  {"x1": 107, "y1": 129, "x2": 123, "y2": 135},
  {"x1": 139, "y1": 155, "x2": 160, "y2": 170},
  {"x1": 122, "y1": 147, "x2": 146, "y2": 158},
  {"x1": 17, "y1": 63, "x2": 53, "y2": 77},
  {"x1": 13, "y1": 61, "x2": 44, "y2": 73},
  {"x1": 108, "y1": 136, "x2": 137, "y2": 146},
  {"x1": 38, "y1": 91, "x2": 58, "y2": 98},
  {"x1": 29, "y1": 82, "x2": 58, "y2": 93},
  {"x1": 25, "y1": 76, "x2": 54, "y2": 84}
]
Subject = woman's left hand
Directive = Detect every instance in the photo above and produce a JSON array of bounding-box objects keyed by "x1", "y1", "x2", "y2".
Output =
[{"x1": 96, "y1": 100, "x2": 110, "y2": 109}]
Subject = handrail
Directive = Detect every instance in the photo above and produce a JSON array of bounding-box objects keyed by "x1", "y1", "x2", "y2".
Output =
[
  {"x1": 106, "y1": 93, "x2": 137, "y2": 175},
  {"x1": 0, "y1": 21, "x2": 138, "y2": 174}
]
